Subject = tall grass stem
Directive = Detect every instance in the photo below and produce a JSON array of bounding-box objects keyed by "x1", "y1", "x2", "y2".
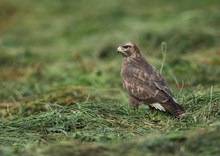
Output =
[{"x1": 160, "y1": 42, "x2": 167, "y2": 74}]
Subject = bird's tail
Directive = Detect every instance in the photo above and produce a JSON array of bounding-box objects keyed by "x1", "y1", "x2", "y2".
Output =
[{"x1": 162, "y1": 98, "x2": 186, "y2": 118}]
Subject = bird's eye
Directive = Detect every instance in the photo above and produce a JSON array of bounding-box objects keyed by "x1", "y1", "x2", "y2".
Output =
[{"x1": 123, "y1": 45, "x2": 129, "y2": 49}]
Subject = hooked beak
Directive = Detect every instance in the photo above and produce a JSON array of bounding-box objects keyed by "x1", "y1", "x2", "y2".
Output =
[
  {"x1": 116, "y1": 46, "x2": 123, "y2": 53},
  {"x1": 116, "y1": 46, "x2": 127, "y2": 56}
]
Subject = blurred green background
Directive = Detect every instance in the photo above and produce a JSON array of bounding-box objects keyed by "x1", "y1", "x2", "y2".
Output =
[{"x1": 0, "y1": 0, "x2": 220, "y2": 155}]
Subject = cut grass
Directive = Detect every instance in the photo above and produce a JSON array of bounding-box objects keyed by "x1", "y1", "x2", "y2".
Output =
[
  {"x1": 0, "y1": 129, "x2": 216, "y2": 156},
  {"x1": 0, "y1": 87, "x2": 219, "y2": 146}
]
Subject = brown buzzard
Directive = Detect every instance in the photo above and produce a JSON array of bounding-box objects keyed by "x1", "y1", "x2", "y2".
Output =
[{"x1": 116, "y1": 42, "x2": 186, "y2": 117}]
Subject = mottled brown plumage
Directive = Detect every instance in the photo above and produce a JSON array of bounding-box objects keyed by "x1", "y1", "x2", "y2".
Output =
[{"x1": 116, "y1": 42, "x2": 186, "y2": 117}]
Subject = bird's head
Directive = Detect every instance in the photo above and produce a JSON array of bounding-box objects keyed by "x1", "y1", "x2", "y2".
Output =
[{"x1": 116, "y1": 42, "x2": 141, "y2": 57}]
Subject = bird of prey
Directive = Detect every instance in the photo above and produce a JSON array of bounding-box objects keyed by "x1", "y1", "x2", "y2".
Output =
[{"x1": 116, "y1": 42, "x2": 186, "y2": 117}]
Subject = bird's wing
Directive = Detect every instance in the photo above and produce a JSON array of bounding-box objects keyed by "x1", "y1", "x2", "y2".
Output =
[
  {"x1": 122, "y1": 67, "x2": 171, "y2": 103},
  {"x1": 150, "y1": 67, "x2": 173, "y2": 97}
]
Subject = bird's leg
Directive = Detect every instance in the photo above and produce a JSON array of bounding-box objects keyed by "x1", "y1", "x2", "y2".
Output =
[
  {"x1": 128, "y1": 95, "x2": 140, "y2": 110},
  {"x1": 148, "y1": 105, "x2": 157, "y2": 113}
]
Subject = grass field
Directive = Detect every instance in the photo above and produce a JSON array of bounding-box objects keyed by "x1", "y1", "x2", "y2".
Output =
[{"x1": 0, "y1": 0, "x2": 220, "y2": 155}]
